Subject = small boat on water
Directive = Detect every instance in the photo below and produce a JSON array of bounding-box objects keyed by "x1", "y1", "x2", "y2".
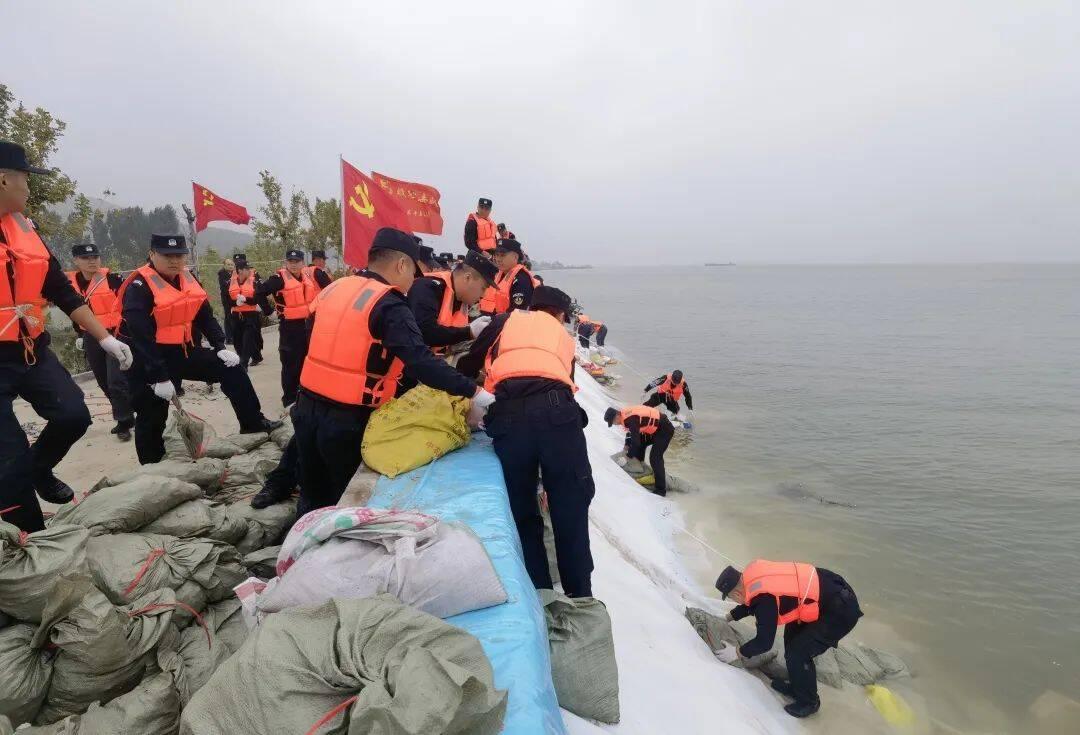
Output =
[{"x1": 704, "y1": 262, "x2": 735, "y2": 266}]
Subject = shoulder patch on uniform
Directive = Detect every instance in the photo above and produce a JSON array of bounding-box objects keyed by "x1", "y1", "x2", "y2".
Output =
[
  {"x1": 512, "y1": 294, "x2": 525, "y2": 305},
  {"x1": 132, "y1": 279, "x2": 144, "y2": 287}
]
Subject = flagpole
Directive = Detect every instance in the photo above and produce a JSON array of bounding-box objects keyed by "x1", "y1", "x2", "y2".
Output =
[
  {"x1": 183, "y1": 185, "x2": 198, "y2": 273},
  {"x1": 339, "y1": 155, "x2": 346, "y2": 272}
]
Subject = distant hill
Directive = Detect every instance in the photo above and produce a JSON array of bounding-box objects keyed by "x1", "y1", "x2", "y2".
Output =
[
  {"x1": 51, "y1": 195, "x2": 119, "y2": 217},
  {"x1": 196, "y1": 227, "x2": 254, "y2": 255}
]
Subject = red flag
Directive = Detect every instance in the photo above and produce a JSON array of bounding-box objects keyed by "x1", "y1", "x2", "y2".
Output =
[
  {"x1": 341, "y1": 158, "x2": 413, "y2": 268},
  {"x1": 192, "y1": 183, "x2": 251, "y2": 232},
  {"x1": 371, "y1": 171, "x2": 444, "y2": 235}
]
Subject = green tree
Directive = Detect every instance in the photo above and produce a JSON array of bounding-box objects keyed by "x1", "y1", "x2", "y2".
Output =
[
  {"x1": 252, "y1": 170, "x2": 305, "y2": 249},
  {"x1": 302, "y1": 196, "x2": 342, "y2": 260},
  {"x1": 0, "y1": 84, "x2": 77, "y2": 239}
]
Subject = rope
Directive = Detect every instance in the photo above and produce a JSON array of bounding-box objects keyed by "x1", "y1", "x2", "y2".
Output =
[
  {"x1": 305, "y1": 695, "x2": 359, "y2": 735},
  {"x1": 128, "y1": 601, "x2": 211, "y2": 650},
  {"x1": 123, "y1": 548, "x2": 166, "y2": 596},
  {"x1": 667, "y1": 520, "x2": 744, "y2": 568}
]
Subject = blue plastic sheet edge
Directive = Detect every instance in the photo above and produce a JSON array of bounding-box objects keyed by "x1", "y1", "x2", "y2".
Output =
[{"x1": 366, "y1": 435, "x2": 568, "y2": 735}]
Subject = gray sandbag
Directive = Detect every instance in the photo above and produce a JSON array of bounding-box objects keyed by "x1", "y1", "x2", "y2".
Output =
[
  {"x1": 0, "y1": 611, "x2": 10, "y2": 628},
  {"x1": 139, "y1": 498, "x2": 248, "y2": 546},
  {"x1": 162, "y1": 409, "x2": 211, "y2": 461},
  {"x1": 241, "y1": 546, "x2": 280, "y2": 579},
  {"x1": 0, "y1": 623, "x2": 54, "y2": 726},
  {"x1": 159, "y1": 599, "x2": 250, "y2": 705},
  {"x1": 31, "y1": 576, "x2": 176, "y2": 724},
  {"x1": 180, "y1": 595, "x2": 507, "y2": 735},
  {"x1": 0, "y1": 522, "x2": 89, "y2": 623},
  {"x1": 218, "y1": 451, "x2": 279, "y2": 496},
  {"x1": 20, "y1": 671, "x2": 180, "y2": 735},
  {"x1": 540, "y1": 590, "x2": 620, "y2": 724},
  {"x1": 85, "y1": 533, "x2": 246, "y2": 614},
  {"x1": 91, "y1": 458, "x2": 228, "y2": 494},
  {"x1": 0, "y1": 716, "x2": 10, "y2": 735},
  {"x1": 208, "y1": 483, "x2": 262, "y2": 505},
  {"x1": 202, "y1": 432, "x2": 268, "y2": 460},
  {"x1": 48, "y1": 477, "x2": 202, "y2": 536},
  {"x1": 269, "y1": 414, "x2": 293, "y2": 450},
  {"x1": 226, "y1": 499, "x2": 296, "y2": 555}
]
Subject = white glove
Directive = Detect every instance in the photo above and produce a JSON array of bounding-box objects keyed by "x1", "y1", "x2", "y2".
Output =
[
  {"x1": 714, "y1": 642, "x2": 739, "y2": 664},
  {"x1": 99, "y1": 335, "x2": 133, "y2": 370},
  {"x1": 217, "y1": 349, "x2": 241, "y2": 367},
  {"x1": 472, "y1": 389, "x2": 496, "y2": 410},
  {"x1": 467, "y1": 388, "x2": 496, "y2": 427},
  {"x1": 235, "y1": 295, "x2": 247, "y2": 305},
  {"x1": 152, "y1": 380, "x2": 176, "y2": 402},
  {"x1": 75, "y1": 337, "x2": 83, "y2": 351},
  {"x1": 469, "y1": 316, "x2": 491, "y2": 339}
]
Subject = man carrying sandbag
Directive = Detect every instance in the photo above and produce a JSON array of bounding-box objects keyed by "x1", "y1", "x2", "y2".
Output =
[
  {"x1": 459, "y1": 285, "x2": 596, "y2": 598},
  {"x1": 407, "y1": 249, "x2": 498, "y2": 357}
]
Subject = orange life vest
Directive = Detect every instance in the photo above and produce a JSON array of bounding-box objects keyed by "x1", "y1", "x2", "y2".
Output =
[
  {"x1": 430, "y1": 271, "x2": 468, "y2": 356},
  {"x1": 484, "y1": 310, "x2": 577, "y2": 393},
  {"x1": 742, "y1": 560, "x2": 821, "y2": 625},
  {"x1": 118, "y1": 264, "x2": 207, "y2": 346},
  {"x1": 0, "y1": 213, "x2": 50, "y2": 349},
  {"x1": 469, "y1": 213, "x2": 498, "y2": 252},
  {"x1": 276, "y1": 268, "x2": 316, "y2": 320},
  {"x1": 228, "y1": 273, "x2": 257, "y2": 313},
  {"x1": 493, "y1": 263, "x2": 539, "y2": 314},
  {"x1": 303, "y1": 265, "x2": 329, "y2": 295},
  {"x1": 66, "y1": 269, "x2": 120, "y2": 330},
  {"x1": 658, "y1": 375, "x2": 685, "y2": 401},
  {"x1": 621, "y1": 405, "x2": 660, "y2": 435},
  {"x1": 300, "y1": 276, "x2": 404, "y2": 407}
]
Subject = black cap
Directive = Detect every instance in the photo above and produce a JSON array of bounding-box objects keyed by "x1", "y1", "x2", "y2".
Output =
[
  {"x1": 285, "y1": 249, "x2": 304, "y2": 261},
  {"x1": 530, "y1": 285, "x2": 573, "y2": 322},
  {"x1": 715, "y1": 566, "x2": 742, "y2": 599},
  {"x1": 494, "y1": 238, "x2": 522, "y2": 256},
  {"x1": 311, "y1": 250, "x2": 327, "y2": 260},
  {"x1": 232, "y1": 253, "x2": 250, "y2": 268},
  {"x1": 439, "y1": 251, "x2": 455, "y2": 261},
  {"x1": 478, "y1": 197, "x2": 492, "y2": 208},
  {"x1": 604, "y1": 407, "x2": 619, "y2": 426},
  {"x1": 497, "y1": 222, "x2": 507, "y2": 230},
  {"x1": 71, "y1": 243, "x2": 100, "y2": 257},
  {"x1": 671, "y1": 370, "x2": 683, "y2": 382},
  {"x1": 462, "y1": 250, "x2": 498, "y2": 286},
  {"x1": 370, "y1": 227, "x2": 422, "y2": 276},
  {"x1": 150, "y1": 234, "x2": 189, "y2": 254},
  {"x1": 417, "y1": 244, "x2": 438, "y2": 268},
  {"x1": 0, "y1": 141, "x2": 51, "y2": 175}
]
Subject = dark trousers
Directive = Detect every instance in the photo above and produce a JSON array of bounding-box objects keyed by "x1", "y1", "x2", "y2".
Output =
[
  {"x1": 83, "y1": 335, "x2": 133, "y2": 424},
  {"x1": 784, "y1": 581, "x2": 862, "y2": 705},
  {"x1": 130, "y1": 346, "x2": 265, "y2": 464},
  {"x1": 264, "y1": 431, "x2": 300, "y2": 496},
  {"x1": 637, "y1": 423, "x2": 674, "y2": 495},
  {"x1": 278, "y1": 319, "x2": 309, "y2": 407},
  {"x1": 231, "y1": 312, "x2": 262, "y2": 368},
  {"x1": 0, "y1": 347, "x2": 92, "y2": 531},
  {"x1": 485, "y1": 390, "x2": 595, "y2": 598},
  {"x1": 578, "y1": 333, "x2": 591, "y2": 349},
  {"x1": 595, "y1": 324, "x2": 608, "y2": 347},
  {"x1": 644, "y1": 391, "x2": 681, "y2": 414},
  {"x1": 292, "y1": 392, "x2": 371, "y2": 519},
  {"x1": 219, "y1": 290, "x2": 234, "y2": 344}
]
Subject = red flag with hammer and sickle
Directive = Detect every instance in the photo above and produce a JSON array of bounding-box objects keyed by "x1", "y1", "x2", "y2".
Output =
[
  {"x1": 371, "y1": 171, "x2": 444, "y2": 235},
  {"x1": 341, "y1": 158, "x2": 413, "y2": 268},
  {"x1": 192, "y1": 183, "x2": 251, "y2": 232}
]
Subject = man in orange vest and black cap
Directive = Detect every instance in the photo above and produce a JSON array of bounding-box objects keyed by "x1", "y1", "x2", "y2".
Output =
[
  {"x1": 490, "y1": 238, "x2": 536, "y2": 314},
  {"x1": 715, "y1": 561, "x2": 863, "y2": 718},
  {"x1": 458, "y1": 285, "x2": 596, "y2": 598},
  {"x1": 464, "y1": 197, "x2": 498, "y2": 254},
  {"x1": 0, "y1": 141, "x2": 135, "y2": 531},
  {"x1": 643, "y1": 369, "x2": 693, "y2": 416},
  {"x1": 67, "y1": 242, "x2": 134, "y2": 441},
  {"x1": 302, "y1": 250, "x2": 333, "y2": 294},
  {"x1": 293, "y1": 227, "x2": 494, "y2": 517},
  {"x1": 604, "y1": 404, "x2": 675, "y2": 495},
  {"x1": 407, "y1": 250, "x2": 498, "y2": 357},
  {"x1": 254, "y1": 248, "x2": 316, "y2": 407},
  {"x1": 226, "y1": 253, "x2": 266, "y2": 369},
  {"x1": 119, "y1": 233, "x2": 281, "y2": 464}
]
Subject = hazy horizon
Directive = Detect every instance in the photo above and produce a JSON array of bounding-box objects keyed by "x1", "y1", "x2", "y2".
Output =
[{"x1": 8, "y1": 1, "x2": 1079, "y2": 265}]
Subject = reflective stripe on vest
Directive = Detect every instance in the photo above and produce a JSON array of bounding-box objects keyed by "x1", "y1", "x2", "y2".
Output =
[
  {"x1": 658, "y1": 375, "x2": 685, "y2": 401},
  {"x1": 67, "y1": 269, "x2": 120, "y2": 330},
  {"x1": 743, "y1": 560, "x2": 821, "y2": 625},
  {"x1": 118, "y1": 264, "x2": 207, "y2": 345},
  {"x1": 484, "y1": 310, "x2": 577, "y2": 393},
  {"x1": 621, "y1": 405, "x2": 660, "y2": 435},
  {"x1": 469, "y1": 213, "x2": 498, "y2": 252},
  {"x1": 300, "y1": 276, "x2": 404, "y2": 407},
  {"x1": 0, "y1": 213, "x2": 50, "y2": 345},
  {"x1": 229, "y1": 273, "x2": 257, "y2": 313},
  {"x1": 431, "y1": 271, "x2": 468, "y2": 355},
  {"x1": 276, "y1": 268, "x2": 315, "y2": 320}
]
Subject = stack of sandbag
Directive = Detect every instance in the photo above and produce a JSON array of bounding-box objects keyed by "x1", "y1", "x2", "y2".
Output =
[
  {"x1": 0, "y1": 623, "x2": 53, "y2": 725},
  {"x1": 49, "y1": 477, "x2": 203, "y2": 536},
  {"x1": 16, "y1": 671, "x2": 181, "y2": 735},
  {"x1": 180, "y1": 596, "x2": 508, "y2": 734},
  {"x1": 0, "y1": 522, "x2": 89, "y2": 623},
  {"x1": 237, "y1": 506, "x2": 506, "y2": 623},
  {"x1": 540, "y1": 590, "x2": 620, "y2": 723},
  {"x1": 684, "y1": 607, "x2": 910, "y2": 688},
  {"x1": 157, "y1": 598, "x2": 251, "y2": 705},
  {"x1": 361, "y1": 384, "x2": 472, "y2": 478},
  {"x1": 90, "y1": 457, "x2": 228, "y2": 495}
]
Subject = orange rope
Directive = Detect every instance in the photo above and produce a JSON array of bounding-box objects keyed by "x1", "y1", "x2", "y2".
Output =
[
  {"x1": 123, "y1": 548, "x2": 166, "y2": 596},
  {"x1": 129, "y1": 601, "x2": 212, "y2": 650},
  {"x1": 305, "y1": 695, "x2": 358, "y2": 735}
]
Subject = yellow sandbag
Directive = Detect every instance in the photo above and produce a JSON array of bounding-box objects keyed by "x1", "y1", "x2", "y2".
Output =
[
  {"x1": 636, "y1": 474, "x2": 655, "y2": 486},
  {"x1": 866, "y1": 684, "x2": 915, "y2": 728},
  {"x1": 361, "y1": 385, "x2": 471, "y2": 478}
]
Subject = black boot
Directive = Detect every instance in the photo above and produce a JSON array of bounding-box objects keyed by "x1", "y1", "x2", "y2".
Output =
[
  {"x1": 770, "y1": 679, "x2": 795, "y2": 698},
  {"x1": 240, "y1": 417, "x2": 284, "y2": 435},
  {"x1": 250, "y1": 482, "x2": 293, "y2": 509},
  {"x1": 36, "y1": 475, "x2": 75, "y2": 504},
  {"x1": 784, "y1": 700, "x2": 820, "y2": 718},
  {"x1": 114, "y1": 420, "x2": 134, "y2": 442}
]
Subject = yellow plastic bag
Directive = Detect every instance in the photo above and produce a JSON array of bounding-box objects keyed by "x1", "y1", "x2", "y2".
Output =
[
  {"x1": 361, "y1": 385, "x2": 472, "y2": 478},
  {"x1": 866, "y1": 684, "x2": 915, "y2": 728}
]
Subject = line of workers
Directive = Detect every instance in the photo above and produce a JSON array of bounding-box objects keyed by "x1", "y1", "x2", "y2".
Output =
[{"x1": 2, "y1": 161, "x2": 856, "y2": 718}]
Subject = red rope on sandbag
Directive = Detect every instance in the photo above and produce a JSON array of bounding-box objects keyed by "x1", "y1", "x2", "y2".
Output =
[
  {"x1": 0, "y1": 505, "x2": 21, "y2": 516},
  {"x1": 305, "y1": 695, "x2": 358, "y2": 735},
  {"x1": 123, "y1": 548, "x2": 166, "y2": 596},
  {"x1": 129, "y1": 601, "x2": 212, "y2": 651}
]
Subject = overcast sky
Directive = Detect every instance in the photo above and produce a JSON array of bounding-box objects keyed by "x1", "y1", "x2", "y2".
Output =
[{"x1": 8, "y1": 1, "x2": 1079, "y2": 264}]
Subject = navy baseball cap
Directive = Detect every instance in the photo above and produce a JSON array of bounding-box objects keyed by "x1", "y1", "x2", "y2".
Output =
[
  {"x1": 311, "y1": 250, "x2": 327, "y2": 259},
  {"x1": 463, "y1": 250, "x2": 498, "y2": 286},
  {"x1": 530, "y1": 285, "x2": 573, "y2": 322},
  {"x1": 72, "y1": 243, "x2": 100, "y2": 257},
  {"x1": 494, "y1": 238, "x2": 522, "y2": 256},
  {"x1": 370, "y1": 227, "x2": 422, "y2": 277},
  {"x1": 285, "y1": 249, "x2": 304, "y2": 261},
  {"x1": 0, "y1": 141, "x2": 51, "y2": 175},
  {"x1": 715, "y1": 566, "x2": 741, "y2": 598},
  {"x1": 150, "y1": 234, "x2": 189, "y2": 254},
  {"x1": 478, "y1": 197, "x2": 492, "y2": 208}
]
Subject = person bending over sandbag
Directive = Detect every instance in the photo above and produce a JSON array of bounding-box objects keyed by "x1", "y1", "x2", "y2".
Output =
[
  {"x1": 605, "y1": 404, "x2": 674, "y2": 496},
  {"x1": 715, "y1": 560, "x2": 863, "y2": 719}
]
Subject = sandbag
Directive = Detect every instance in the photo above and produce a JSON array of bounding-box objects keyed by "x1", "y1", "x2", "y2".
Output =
[
  {"x1": 158, "y1": 599, "x2": 250, "y2": 705},
  {"x1": 241, "y1": 546, "x2": 280, "y2": 579},
  {"x1": 180, "y1": 596, "x2": 507, "y2": 735},
  {"x1": 217, "y1": 451, "x2": 279, "y2": 496},
  {"x1": 269, "y1": 413, "x2": 293, "y2": 450},
  {"x1": 0, "y1": 623, "x2": 54, "y2": 726},
  {"x1": 361, "y1": 384, "x2": 471, "y2": 478},
  {"x1": 85, "y1": 533, "x2": 246, "y2": 614},
  {"x1": 202, "y1": 432, "x2": 269, "y2": 459},
  {"x1": 540, "y1": 590, "x2": 620, "y2": 723},
  {"x1": 0, "y1": 522, "x2": 89, "y2": 623},
  {"x1": 48, "y1": 477, "x2": 202, "y2": 536},
  {"x1": 140, "y1": 498, "x2": 248, "y2": 546},
  {"x1": 20, "y1": 671, "x2": 181, "y2": 735},
  {"x1": 31, "y1": 576, "x2": 176, "y2": 724},
  {"x1": 91, "y1": 458, "x2": 228, "y2": 494},
  {"x1": 250, "y1": 507, "x2": 505, "y2": 620},
  {"x1": 225, "y1": 500, "x2": 296, "y2": 555},
  {"x1": 163, "y1": 408, "x2": 212, "y2": 461}
]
